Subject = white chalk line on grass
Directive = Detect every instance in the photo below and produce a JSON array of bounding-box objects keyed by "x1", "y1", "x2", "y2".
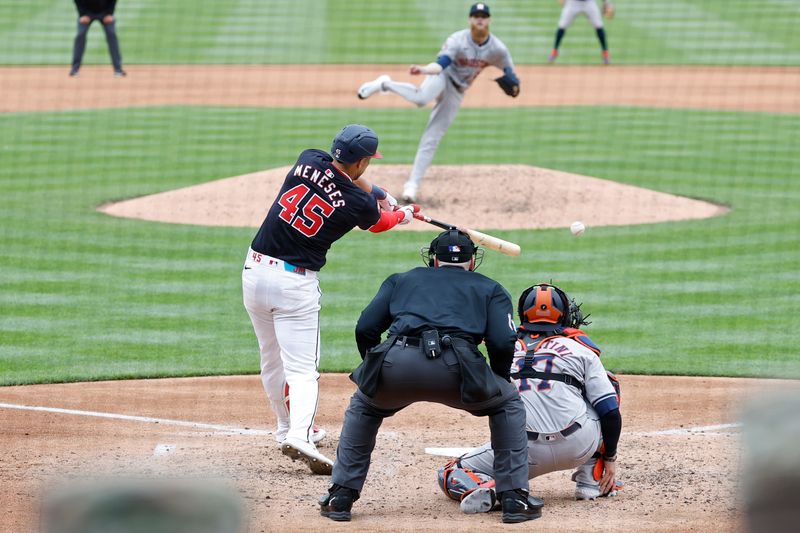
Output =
[{"x1": 0, "y1": 402, "x2": 273, "y2": 437}]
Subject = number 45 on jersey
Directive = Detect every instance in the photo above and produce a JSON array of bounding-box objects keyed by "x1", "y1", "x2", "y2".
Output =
[{"x1": 278, "y1": 184, "x2": 334, "y2": 237}]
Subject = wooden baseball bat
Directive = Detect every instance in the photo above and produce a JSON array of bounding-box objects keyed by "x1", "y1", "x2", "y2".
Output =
[{"x1": 412, "y1": 212, "x2": 521, "y2": 257}]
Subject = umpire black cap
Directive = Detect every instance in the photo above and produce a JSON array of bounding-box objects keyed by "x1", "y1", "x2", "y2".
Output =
[
  {"x1": 469, "y1": 2, "x2": 490, "y2": 16},
  {"x1": 430, "y1": 229, "x2": 476, "y2": 264},
  {"x1": 331, "y1": 124, "x2": 383, "y2": 164}
]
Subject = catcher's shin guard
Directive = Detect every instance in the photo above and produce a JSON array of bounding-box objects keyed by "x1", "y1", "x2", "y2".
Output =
[{"x1": 437, "y1": 461, "x2": 495, "y2": 502}]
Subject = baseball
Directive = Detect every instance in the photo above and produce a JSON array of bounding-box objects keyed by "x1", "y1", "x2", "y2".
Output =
[{"x1": 570, "y1": 221, "x2": 586, "y2": 236}]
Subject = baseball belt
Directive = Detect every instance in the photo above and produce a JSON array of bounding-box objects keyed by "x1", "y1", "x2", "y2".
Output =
[{"x1": 527, "y1": 421, "x2": 581, "y2": 441}]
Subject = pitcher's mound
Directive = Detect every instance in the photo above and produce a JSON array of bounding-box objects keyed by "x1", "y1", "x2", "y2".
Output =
[{"x1": 99, "y1": 164, "x2": 727, "y2": 230}]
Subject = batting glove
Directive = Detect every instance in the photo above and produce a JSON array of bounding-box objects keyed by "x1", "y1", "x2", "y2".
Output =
[
  {"x1": 397, "y1": 204, "x2": 417, "y2": 225},
  {"x1": 378, "y1": 191, "x2": 398, "y2": 212}
]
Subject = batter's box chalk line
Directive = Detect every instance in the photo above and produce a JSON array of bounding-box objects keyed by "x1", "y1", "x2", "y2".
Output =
[
  {"x1": 425, "y1": 422, "x2": 744, "y2": 457},
  {"x1": 0, "y1": 402, "x2": 273, "y2": 437}
]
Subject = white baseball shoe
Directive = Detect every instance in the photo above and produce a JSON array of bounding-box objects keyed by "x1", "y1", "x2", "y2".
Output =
[
  {"x1": 400, "y1": 182, "x2": 417, "y2": 203},
  {"x1": 574, "y1": 481, "x2": 621, "y2": 500},
  {"x1": 357, "y1": 74, "x2": 391, "y2": 100},
  {"x1": 311, "y1": 425, "x2": 327, "y2": 444},
  {"x1": 460, "y1": 487, "x2": 497, "y2": 514},
  {"x1": 574, "y1": 482, "x2": 601, "y2": 500},
  {"x1": 281, "y1": 437, "x2": 334, "y2": 475}
]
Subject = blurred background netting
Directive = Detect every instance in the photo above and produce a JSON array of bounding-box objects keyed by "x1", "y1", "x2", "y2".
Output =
[{"x1": 0, "y1": 0, "x2": 799, "y2": 384}]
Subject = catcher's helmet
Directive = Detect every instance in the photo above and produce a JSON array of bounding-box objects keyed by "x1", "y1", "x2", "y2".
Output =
[
  {"x1": 518, "y1": 283, "x2": 575, "y2": 332},
  {"x1": 421, "y1": 229, "x2": 483, "y2": 270},
  {"x1": 331, "y1": 124, "x2": 383, "y2": 164}
]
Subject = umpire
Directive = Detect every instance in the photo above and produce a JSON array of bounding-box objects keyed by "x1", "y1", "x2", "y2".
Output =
[
  {"x1": 319, "y1": 230, "x2": 543, "y2": 523},
  {"x1": 70, "y1": 0, "x2": 126, "y2": 77}
]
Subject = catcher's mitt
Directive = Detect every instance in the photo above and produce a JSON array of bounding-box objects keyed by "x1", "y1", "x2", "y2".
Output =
[
  {"x1": 494, "y1": 72, "x2": 520, "y2": 98},
  {"x1": 603, "y1": 1, "x2": 615, "y2": 19}
]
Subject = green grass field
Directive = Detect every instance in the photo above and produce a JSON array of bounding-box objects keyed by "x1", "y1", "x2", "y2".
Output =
[
  {"x1": 1, "y1": 1, "x2": 799, "y2": 385},
  {"x1": 1, "y1": 0, "x2": 799, "y2": 65},
  {"x1": 1, "y1": 106, "x2": 798, "y2": 384}
]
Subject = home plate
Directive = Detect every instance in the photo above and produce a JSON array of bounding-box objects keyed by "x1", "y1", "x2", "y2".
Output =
[
  {"x1": 154, "y1": 443, "x2": 176, "y2": 456},
  {"x1": 424, "y1": 447, "x2": 473, "y2": 457}
]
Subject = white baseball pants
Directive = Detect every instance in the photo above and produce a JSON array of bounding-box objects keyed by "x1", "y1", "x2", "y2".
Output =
[
  {"x1": 242, "y1": 248, "x2": 322, "y2": 444},
  {"x1": 559, "y1": 0, "x2": 604, "y2": 29},
  {"x1": 383, "y1": 74, "x2": 465, "y2": 193}
]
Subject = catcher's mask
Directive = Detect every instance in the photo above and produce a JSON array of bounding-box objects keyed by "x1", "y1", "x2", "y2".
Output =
[
  {"x1": 517, "y1": 283, "x2": 588, "y2": 332},
  {"x1": 420, "y1": 229, "x2": 483, "y2": 271}
]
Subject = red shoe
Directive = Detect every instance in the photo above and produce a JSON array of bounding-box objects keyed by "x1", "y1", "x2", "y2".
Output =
[
  {"x1": 602, "y1": 50, "x2": 610, "y2": 65},
  {"x1": 548, "y1": 49, "x2": 558, "y2": 63}
]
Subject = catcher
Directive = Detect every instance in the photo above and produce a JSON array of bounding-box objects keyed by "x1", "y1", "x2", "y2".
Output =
[
  {"x1": 437, "y1": 283, "x2": 623, "y2": 512},
  {"x1": 548, "y1": 0, "x2": 614, "y2": 65}
]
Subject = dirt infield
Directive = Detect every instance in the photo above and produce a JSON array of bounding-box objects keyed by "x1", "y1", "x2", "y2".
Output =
[
  {"x1": 3, "y1": 65, "x2": 799, "y2": 114},
  {"x1": 4, "y1": 374, "x2": 795, "y2": 532}
]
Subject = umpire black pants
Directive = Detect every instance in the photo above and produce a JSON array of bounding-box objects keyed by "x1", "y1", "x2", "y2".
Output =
[
  {"x1": 71, "y1": 16, "x2": 123, "y2": 71},
  {"x1": 332, "y1": 343, "x2": 529, "y2": 494}
]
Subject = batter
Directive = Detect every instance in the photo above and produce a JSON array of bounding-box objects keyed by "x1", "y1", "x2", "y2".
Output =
[
  {"x1": 356, "y1": 3, "x2": 519, "y2": 202},
  {"x1": 242, "y1": 124, "x2": 414, "y2": 475}
]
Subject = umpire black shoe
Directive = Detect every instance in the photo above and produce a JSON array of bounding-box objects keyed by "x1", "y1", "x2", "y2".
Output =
[
  {"x1": 319, "y1": 484, "x2": 359, "y2": 522},
  {"x1": 499, "y1": 489, "x2": 544, "y2": 523}
]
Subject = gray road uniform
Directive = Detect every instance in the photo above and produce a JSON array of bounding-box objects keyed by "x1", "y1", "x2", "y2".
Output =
[
  {"x1": 459, "y1": 333, "x2": 619, "y2": 491},
  {"x1": 383, "y1": 29, "x2": 515, "y2": 198}
]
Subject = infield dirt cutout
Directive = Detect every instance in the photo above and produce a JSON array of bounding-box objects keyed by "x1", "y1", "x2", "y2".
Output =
[
  {"x1": 99, "y1": 164, "x2": 727, "y2": 231},
  {"x1": 4, "y1": 374, "x2": 794, "y2": 532}
]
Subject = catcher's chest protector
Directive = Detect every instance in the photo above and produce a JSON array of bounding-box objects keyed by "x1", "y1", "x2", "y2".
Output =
[
  {"x1": 516, "y1": 330, "x2": 620, "y2": 403},
  {"x1": 521, "y1": 329, "x2": 601, "y2": 356}
]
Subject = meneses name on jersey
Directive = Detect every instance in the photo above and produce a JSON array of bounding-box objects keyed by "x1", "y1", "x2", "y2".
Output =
[{"x1": 292, "y1": 164, "x2": 346, "y2": 208}]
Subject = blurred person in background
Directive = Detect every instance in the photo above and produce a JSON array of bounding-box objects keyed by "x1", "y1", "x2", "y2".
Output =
[{"x1": 70, "y1": 0, "x2": 126, "y2": 77}]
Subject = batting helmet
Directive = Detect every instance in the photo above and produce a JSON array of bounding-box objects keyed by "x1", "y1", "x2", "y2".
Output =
[
  {"x1": 331, "y1": 124, "x2": 383, "y2": 164},
  {"x1": 421, "y1": 229, "x2": 483, "y2": 270},
  {"x1": 517, "y1": 283, "x2": 577, "y2": 332}
]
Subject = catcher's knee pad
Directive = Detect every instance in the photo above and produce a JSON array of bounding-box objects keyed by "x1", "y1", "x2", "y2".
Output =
[{"x1": 437, "y1": 461, "x2": 495, "y2": 502}]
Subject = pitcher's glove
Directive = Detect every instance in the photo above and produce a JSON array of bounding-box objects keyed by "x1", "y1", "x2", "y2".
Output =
[
  {"x1": 603, "y1": 1, "x2": 615, "y2": 19},
  {"x1": 495, "y1": 70, "x2": 520, "y2": 98}
]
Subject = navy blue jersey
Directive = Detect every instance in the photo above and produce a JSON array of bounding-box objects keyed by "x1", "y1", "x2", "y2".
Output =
[{"x1": 251, "y1": 149, "x2": 380, "y2": 270}]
